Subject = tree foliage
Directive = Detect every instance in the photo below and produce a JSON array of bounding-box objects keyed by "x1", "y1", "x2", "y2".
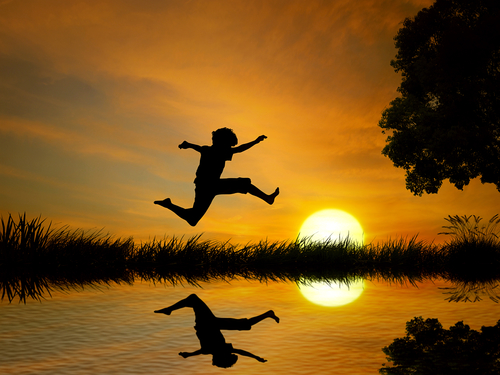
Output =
[
  {"x1": 379, "y1": 0, "x2": 500, "y2": 195},
  {"x1": 380, "y1": 317, "x2": 500, "y2": 374}
]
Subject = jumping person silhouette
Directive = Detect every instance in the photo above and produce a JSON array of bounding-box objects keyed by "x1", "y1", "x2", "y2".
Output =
[
  {"x1": 154, "y1": 294, "x2": 279, "y2": 368},
  {"x1": 154, "y1": 128, "x2": 279, "y2": 226}
]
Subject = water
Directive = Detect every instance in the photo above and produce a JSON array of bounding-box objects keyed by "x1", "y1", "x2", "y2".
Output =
[{"x1": 1, "y1": 279, "x2": 498, "y2": 374}]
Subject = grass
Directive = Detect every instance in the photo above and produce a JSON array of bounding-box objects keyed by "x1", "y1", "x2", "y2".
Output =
[
  {"x1": 1, "y1": 213, "x2": 499, "y2": 303},
  {"x1": 439, "y1": 214, "x2": 500, "y2": 278}
]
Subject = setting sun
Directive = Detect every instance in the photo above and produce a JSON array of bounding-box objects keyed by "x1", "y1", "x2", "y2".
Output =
[{"x1": 298, "y1": 209, "x2": 364, "y2": 245}]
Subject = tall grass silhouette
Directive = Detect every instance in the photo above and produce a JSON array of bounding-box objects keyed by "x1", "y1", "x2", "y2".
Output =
[
  {"x1": 1, "y1": 213, "x2": 499, "y2": 303},
  {"x1": 440, "y1": 214, "x2": 500, "y2": 277},
  {"x1": 0, "y1": 213, "x2": 134, "y2": 302},
  {"x1": 437, "y1": 214, "x2": 500, "y2": 302}
]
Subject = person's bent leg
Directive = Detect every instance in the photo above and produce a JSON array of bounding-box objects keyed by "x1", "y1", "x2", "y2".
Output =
[
  {"x1": 154, "y1": 294, "x2": 197, "y2": 315},
  {"x1": 154, "y1": 198, "x2": 196, "y2": 225},
  {"x1": 185, "y1": 186, "x2": 214, "y2": 226},
  {"x1": 217, "y1": 178, "x2": 279, "y2": 205},
  {"x1": 154, "y1": 294, "x2": 214, "y2": 316},
  {"x1": 247, "y1": 310, "x2": 280, "y2": 326},
  {"x1": 247, "y1": 185, "x2": 279, "y2": 205},
  {"x1": 154, "y1": 190, "x2": 212, "y2": 226},
  {"x1": 216, "y1": 311, "x2": 279, "y2": 331}
]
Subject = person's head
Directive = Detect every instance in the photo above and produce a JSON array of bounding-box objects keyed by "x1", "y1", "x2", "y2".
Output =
[
  {"x1": 212, "y1": 353, "x2": 238, "y2": 368},
  {"x1": 212, "y1": 127, "x2": 238, "y2": 147}
]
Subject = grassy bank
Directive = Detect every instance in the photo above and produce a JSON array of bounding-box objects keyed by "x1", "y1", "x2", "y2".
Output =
[{"x1": 1, "y1": 213, "x2": 499, "y2": 303}]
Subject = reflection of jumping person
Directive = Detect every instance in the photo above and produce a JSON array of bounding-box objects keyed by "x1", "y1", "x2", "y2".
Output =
[
  {"x1": 154, "y1": 294, "x2": 279, "y2": 368},
  {"x1": 154, "y1": 128, "x2": 279, "y2": 226}
]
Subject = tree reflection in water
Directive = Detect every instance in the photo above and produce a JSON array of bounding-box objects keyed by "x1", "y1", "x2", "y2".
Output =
[{"x1": 380, "y1": 316, "x2": 500, "y2": 375}]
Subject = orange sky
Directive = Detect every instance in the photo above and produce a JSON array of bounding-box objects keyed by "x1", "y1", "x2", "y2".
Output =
[{"x1": 1, "y1": 0, "x2": 498, "y2": 245}]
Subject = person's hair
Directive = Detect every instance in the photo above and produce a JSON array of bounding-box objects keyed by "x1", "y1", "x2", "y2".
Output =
[
  {"x1": 212, "y1": 353, "x2": 238, "y2": 368},
  {"x1": 212, "y1": 127, "x2": 238, "y2": 147}
]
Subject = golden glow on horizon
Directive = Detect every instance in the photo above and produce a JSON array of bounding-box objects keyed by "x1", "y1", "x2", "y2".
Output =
[{"x1": 297, "y1": 209, "x2": 365, "y2": 307}]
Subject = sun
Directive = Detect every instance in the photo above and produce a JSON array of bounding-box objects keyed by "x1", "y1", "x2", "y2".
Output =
[
  {"x1": 298, "y1": 209, "x2": 364, "y2": 245},
  {"x1": 297, "y1": 209, "x2": 365, "y2": 307}
]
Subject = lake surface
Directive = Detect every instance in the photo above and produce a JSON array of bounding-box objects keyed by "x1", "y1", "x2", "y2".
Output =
[{"x1": 0, "y1": 278, "x2": 498, "y2": 374}]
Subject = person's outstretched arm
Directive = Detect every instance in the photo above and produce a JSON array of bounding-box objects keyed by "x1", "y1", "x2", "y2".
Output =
[
  {"x1": 233, "y1": 348, "x2": 267, "y2": 362},
  {"x1": 179, "y1": 349, "x2": 203, "y2": 358},
  {"x1": 179, "y1": 141, "x2": 202, "y2": 152},
  {"x1": 232, "y1": 135, "x2": 267, "y2": 154}
]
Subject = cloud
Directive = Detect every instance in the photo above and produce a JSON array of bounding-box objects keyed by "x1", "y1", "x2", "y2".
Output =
[
  {"x1": 0, "y1": 54, "x2": 106, "y2": 121},
  {"x1": 0, "y1": 117, "x2": 156, "y2": 168},
  {"x1": 0, "y1": 0, "x2": 431, "y2": 103}
]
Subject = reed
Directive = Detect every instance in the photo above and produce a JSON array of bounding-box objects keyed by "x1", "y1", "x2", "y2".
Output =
[
  {"x1": 439, "y1": 214, "x2": 500, "y2": 281},
  {"x1": 1, "y1": 213, "x2": 499, "y2": 303},
  {"x1": 0, "y1": 213, "x2": 135, "y2": 302}
]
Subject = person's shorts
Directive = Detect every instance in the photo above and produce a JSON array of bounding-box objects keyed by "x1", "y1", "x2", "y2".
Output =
[
  {"x1": 189, "y1": 294, "x2": 252, "y2": 331},
  {"x1": 195, "y1": 178, "x2": 251, "y2": 196},
  {"x1": 192, "y1": 178, "x2": 251, "y2": 214},
  {"x1": 215, "y1": 317, "x2": 252, "y2": 331}
]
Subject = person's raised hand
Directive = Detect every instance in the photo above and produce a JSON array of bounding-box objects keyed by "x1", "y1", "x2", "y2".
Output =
[{"x1": 256, "y1": 135, "x2": 267, "y2": 142}]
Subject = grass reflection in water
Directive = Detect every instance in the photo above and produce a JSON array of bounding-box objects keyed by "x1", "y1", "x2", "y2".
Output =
[{"x1": 1, "y1": 213, "x2": 499, "y2": 303}]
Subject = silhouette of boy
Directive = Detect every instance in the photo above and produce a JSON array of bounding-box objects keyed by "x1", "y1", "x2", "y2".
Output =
[
  {"x1": 154, "y1": 128, "x2": 279, "y2": 226},
  {"x1": 154, "y1": 294, "x2": 279, "y2": 368}
]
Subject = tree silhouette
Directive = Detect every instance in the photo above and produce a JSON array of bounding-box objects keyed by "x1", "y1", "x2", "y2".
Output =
[
  {"x1": 380, "y1": 317, "x2": 500, "y2": 374},
  {"x1": 379, "y1": 0, "x2": 500, "y2": 195}
]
